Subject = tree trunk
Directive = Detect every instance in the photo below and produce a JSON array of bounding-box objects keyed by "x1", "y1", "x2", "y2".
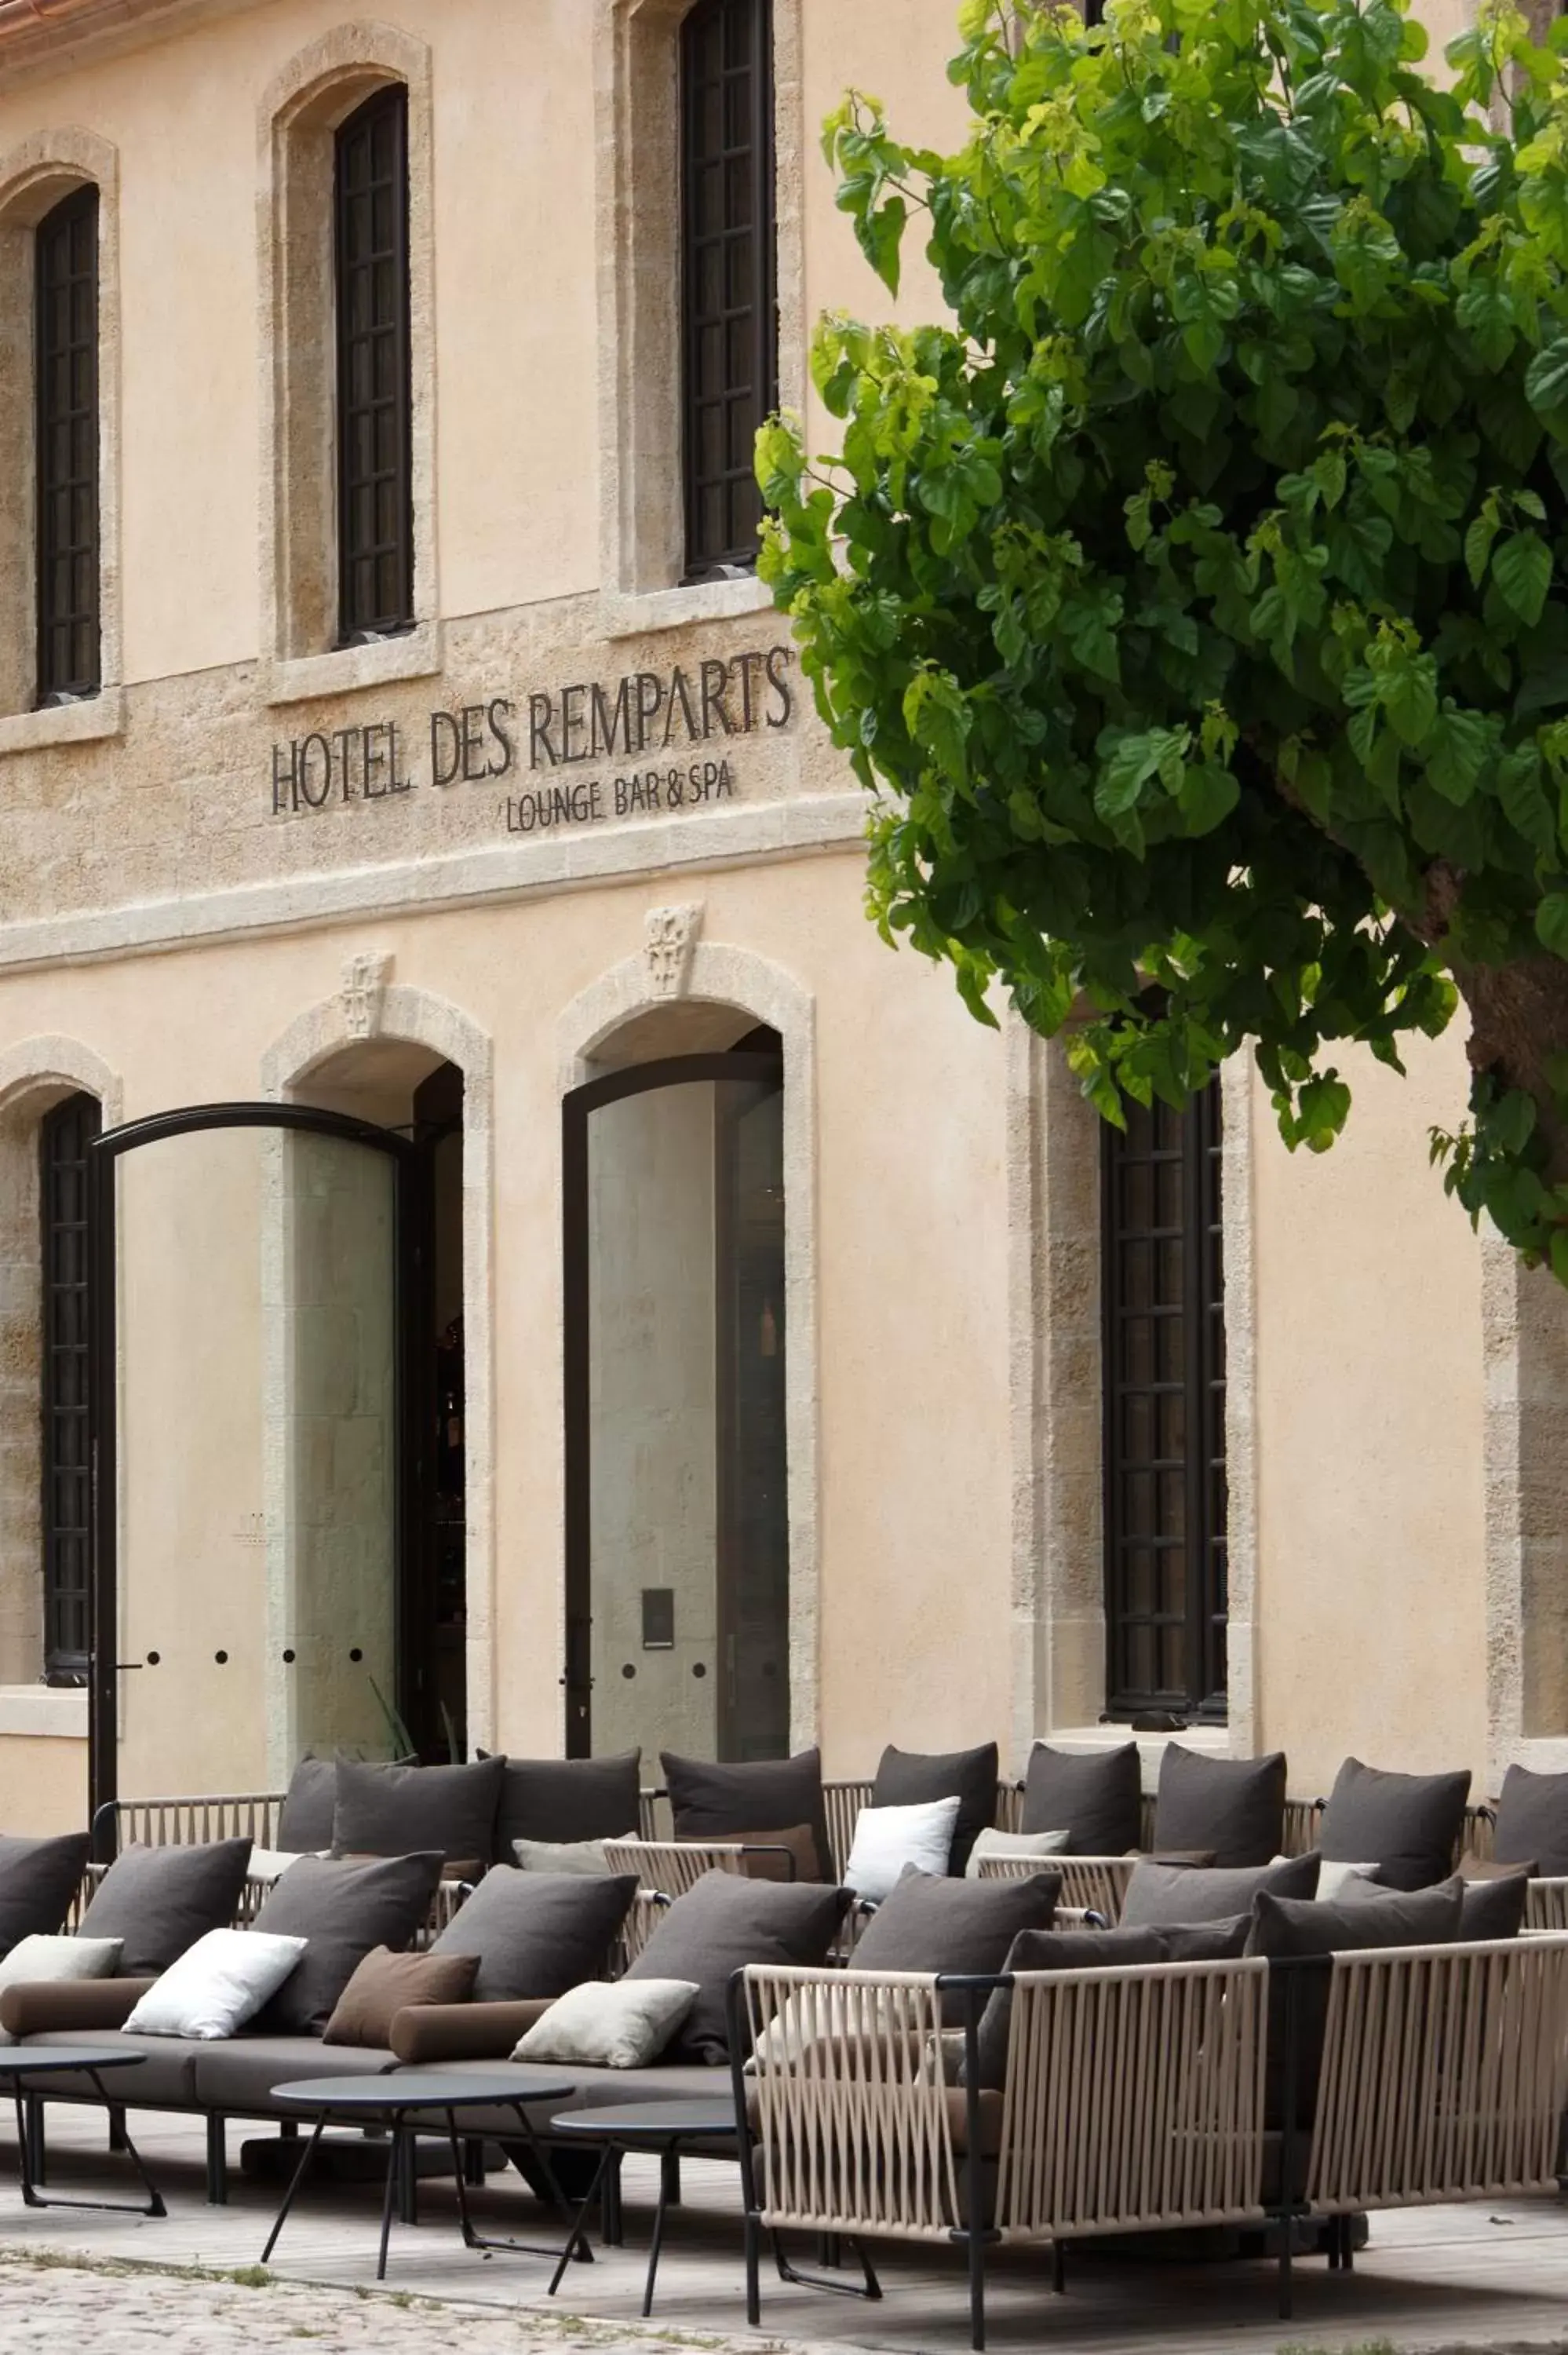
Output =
[{"x1": 1453, "y1": 951, "x2": 1568, "y2": 1191}]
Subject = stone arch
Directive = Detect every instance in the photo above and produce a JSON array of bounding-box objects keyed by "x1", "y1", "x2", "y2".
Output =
[
  {"x1": 261, "y1": 973, "x2": 496, "y2": 1754},
  {"x1": 0, "y1": 128, "x2": 122, "y2": 720},
  {"x1": 557, "y1": 926, "x2": 820, "y2": 1749},
  {"x1": 0, "y1": 1036, "x2": 122, "y2": 1690}
]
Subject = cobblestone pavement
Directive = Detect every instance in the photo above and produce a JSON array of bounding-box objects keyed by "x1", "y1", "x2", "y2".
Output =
[{"x1": 0, "y1": 2253, "x2": 804, "y2": 2355}]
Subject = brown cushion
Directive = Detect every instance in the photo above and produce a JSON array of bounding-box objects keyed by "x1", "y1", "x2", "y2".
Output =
[
  {"x1": 662, "y1": 1750, "x2": 833, "y2": 1883},
  {"x1": 323, "y1": 1945, "x2": 479, "y2": 2048},
  {"x1": 0, "y1": 1976, "x2": 159, "y2": 2037},
  {"x1": 675, "y1": 1826, "x2": 819, "y2": 1882},
  {"x1": 388, "y1": 1997, "x2": 554, "y2": 2065}
]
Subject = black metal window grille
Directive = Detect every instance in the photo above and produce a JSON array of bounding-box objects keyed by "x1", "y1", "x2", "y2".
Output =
[
  {"x1": 41, "y1": 1091, "x2": 100, "y2": 1683},
  {"x1": 680, "y1": 0, "x2": 776, "y2": 579},
  {"x1": 334, "y1": 85, "x2": 413, "y2": 641},
  {"x1": 35, "y1": 184, "x2": 100, "y2": 705},
  {"x1": 1101, "y1": 1083, "x2": 1227, "y2": 1720}
]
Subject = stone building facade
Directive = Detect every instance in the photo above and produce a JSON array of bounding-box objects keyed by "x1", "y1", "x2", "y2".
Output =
[{"x1": 0, "y1": 0, "x2": 1555, "y2": 1835}]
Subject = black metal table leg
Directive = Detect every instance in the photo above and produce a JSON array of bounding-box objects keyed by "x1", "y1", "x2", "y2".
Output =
[
  {"x1": 444, "y1": 2105, "x2": 590, "y2": 2262},
  {"x1": 376, "y1": 2125, "x2": 403, "y2": 2281},
  {"x1": 546, "y1": 2146, "x2": 611, "y2": 2295},
  {"x1": 259, "y1": 2114, "x2": 327, "y2": 2264},
  {"x1": 4, "y1": 2072, "x2": 165, "y2": 2218},
  {"x1": 642, "y1": 2150, "x2": 672, "y2": 2318}
]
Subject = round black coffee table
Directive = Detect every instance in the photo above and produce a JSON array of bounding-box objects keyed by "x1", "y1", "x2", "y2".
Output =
[
  {"x1": 546, "y1": 2098, "x2": 740, "y2": 2314},
  {"x1": 264, "y1": 2070, "x2": 577, "y2": 2277},
  {"x1": 0, "y1": 2046, "x2": 163, "y2": 2216}
]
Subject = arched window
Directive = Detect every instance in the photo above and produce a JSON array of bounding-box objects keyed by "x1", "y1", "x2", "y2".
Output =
[
  {"x1": 680, "y1": 0, "x2": 776, "y2": 579},
  {"x1": 40, "y1": 1090, "x2": 99, "y2": 1683},
  {"x1": 1101, "y1": 1084, "x2": 1227, "y2": 1720},
  {"x1": 334, "y1": 86, "x2": 412, "y2": 640},
  {"x1": 35, "y1": 183, "x2": 100, "y2": 703}
]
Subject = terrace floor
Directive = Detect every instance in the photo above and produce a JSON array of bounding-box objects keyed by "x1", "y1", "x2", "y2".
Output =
[{"x1": 0, "y1": 2099, "x2": 1564, "y2": 2354}]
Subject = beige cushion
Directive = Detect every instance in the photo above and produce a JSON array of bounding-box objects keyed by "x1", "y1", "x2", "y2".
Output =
[
  {"x1": 512, "y1": 1978, "x2": 698, "y2": 2069},
  {"x1": 0, "y1": 1935, "x2": 122, "y2": 2047},
  {"x1": 965, "y1": 1827, "x2": 1070, "y2": 1879},
  {"x1": 512, "y1": 1838, "x2": 610, "y2": 1876}
]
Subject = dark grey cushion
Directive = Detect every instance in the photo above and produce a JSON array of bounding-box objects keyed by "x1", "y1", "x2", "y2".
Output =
[
  {"x1": 490, "y1": 1752, "x2": 641, "y2": 1859},
  {"x1": 1318, "y1": 1757, "x2": 1471, "y2": 1891},
  {"x1": 1121, "y1": 1852, "x2": 1319, "y2": 1927},
  {"x1": 662, "y1": 1750, "x2": 833, "y2": 1882},
  {"x1": 16, "y1": 2028, "x2": 205, "y2": 2107},
  {"x1": 0, "y1": 1832, "x2": 90, "y2": 1959},
  {"x1": 78, "y1": 1839, "x2": 253, "y2": 1976},
  {"x1": 193, "y1": 2036, "x2": 395, "y2": 2111},
  {"x1": 1337, "y1": 1866, "x2": 1528, "y2": 1944},
  {"x1": 1494, "y1": 1763, "x2": 1568, "y2": 1877},
  {"x1": 1151, "y1": 1746, "x2": 1286, "y2": 1868},
  {"x1": 1020, "y1": 1742, "x2": 1141, "y2": 1854},
  {"x1": 872, "y1": 1744, "x2": 998, "y2": 1876},
  {"x1": 1245, "y1": 1878, "x2": 1464, "y2": 2127},
  {"x1": 276, "y1": 1758, "x2": 338, "y2": 1853},
  {"x1": 971, "y1": 1922, "x2": 1168, "y2": 2090},
  {"x1": 250, "y1": 1851, "x2": 443, "y2": 2036},
  {"x1": 429, "y1": 1867, "x2": 637, "y2": 2001},
  {"x1": 626, "y1": 1868, "x2": 849, "y2": 2065},
  {"x1": 853, "y1": 1866, "x2": 1058, "y2": 1990},
  {"x1": 332, "y1": 1757, "x2": 505, "y2": 1867}
]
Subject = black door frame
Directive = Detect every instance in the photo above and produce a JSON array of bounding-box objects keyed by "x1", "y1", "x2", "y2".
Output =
[
  {"x1": 86, "y1": 1101, "x2": 415, "y2": 1825},
  {"x1": 561, "y1": 1049, "x2": 783, "y2": 1756}
]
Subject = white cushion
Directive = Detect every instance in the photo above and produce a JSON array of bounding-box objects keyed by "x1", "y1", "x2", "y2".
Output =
[
  {"x1": 123, "y1": 1929, "x2": 306, "y2": 2041},
  {"x1": 965, "y1": 1827, "x2": 1071, "y2": 1879},
  {"x1": 0, "y1": 1935, "x2": 122, "y2": 2047},
  {"x1": 512, "y1": 1978, "x2": 698, "y2": 2069},
  {"x1": 844, "y1": 1797, "x2": 961, "y2": 1903},
  {"x1": 245, "y1": 1849, "x2": 327, "y2": 1883},
  {"x1": 512, "y1": 1837, "x2": 610, "y2": 1877},
  {"x1": 1318, "y1": 1859, "x2": 1380, "y2": 1900}
]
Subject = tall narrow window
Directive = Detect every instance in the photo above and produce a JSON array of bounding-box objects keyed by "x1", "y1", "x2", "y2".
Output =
[
  {"x1": 35, "y1": 184, "x2": 100, "y2": 704},
  {"x1": 334, "y1": 85, "x2": 413, "y2": 641},
  {"x1": 680, "y1": 0, "x2": 776, "y2": 579},
  {"x1": 41, "y1": 1092, "x2": 99, "y2": 1685},
  {"x1": 1101, "y1": 1085, "x2": 1226, "y2": 1720}
]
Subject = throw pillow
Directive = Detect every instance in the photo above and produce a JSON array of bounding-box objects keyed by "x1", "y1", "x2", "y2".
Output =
[
  {"x1": 1335, "y1": 1867, "x2": 1529, "y2": 1944},
  {"x1": 1315, "y1": 1859, "x2": 1379, "y2": 1900},
  {"x1": 662, "y1": 1749, "x2": 834, "y2": 1882},
  {"x1": 275, "y1": 1757, "x2": 339, "y2": 1853},
  {"x1": 490, "y1": 1751, "x2": 642, "y2": 1859},
  {"x1": 512, "y1": 1978, "x2": 698, "y2": 2069},
  {"x1": 675, "y1": 1824, "x2": 821, "y2": 1883},
  {"x1": 1121, "y1": 1852, "x2": 1320, "y2": 1928},
  {"x1": 1493, "y1": 1762, "x2": 1568, "y2": 1876},
  {"x1": 872, "y1": 1743, "x2": 999, "y2": 1875},
  {"x1": 323, "y1": 1945, "x2": 479, "y2": 2047},
  {"x1": 512, "y1": 1838, "x2": 611, "y2": 1876},
  {"x1": 1151, "y1": 1746, "x2": 1287, "y2": 1868},
  {"x1": 972, "y1": 1922, "x2": 1169, "y2": 2090},
  {"x1": 0, "y1": 1833, "x2": 91, "y2": 1959},
  {"x1": 428, "y1": 1866, "x2": 637, "y2": 2000},
  {"x1": 78, "y1": 1839, "x2": 253, "y2": 1975},
  {"x1": 0, "y1": 1933, "x2": 121, "y2": 2047},
  {"x1": 1318, "y1": 1757, "x2": 1471, "y2": 1890},
  {"x1": 1020, "y1": 1742, "x2": 1142, "y2": 1854},
  {"x1": 844, "y1": 1798, "x2": 961, "y2": 1901},
  {"x1": 250, "y1": 1850, "x2": 444, "y2": 2036},
  {"x1": 965, "y1": 1827, "x2": 1071, "y2": 1879},
  {"x1": 124, "y1": 1929, "x2": 306, "y2": 2040},
  {"x1": 851, "y1": 1867, "x2": 1059, "y2": 1992},
  {"x1": 246, "y1": 1849, "x2": 325, "y2": 1883},
  {"x1": 625, "y1": 1869, "x2": 850, "y2": 2065},
  {"x1": 332, "y1": 1756, "x2": 505, "y2": 1868}
]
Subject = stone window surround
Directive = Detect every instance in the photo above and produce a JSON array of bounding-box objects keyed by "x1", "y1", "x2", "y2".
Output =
[
  {"x1": 1483, "y1": 1236, "x2": 1568, "y2": 1788},
  {"x1": 257, "y1": 24, "x2": 441, "y2": 709},
  {"x1": 593, "y1": 0, "x2": 805, "y2": 641},
  {"x1": 1005, "y1": 1018, "x2": 1260, "y2": 1776},
  {"x1": 0, "y1": 128, "x2": 126, "y2": 759},
  {"x1": 0, "y1": 1035, "x2": 123, "y2": 1701}
]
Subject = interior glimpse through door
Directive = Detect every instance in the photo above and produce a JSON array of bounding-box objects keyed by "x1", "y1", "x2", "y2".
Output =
[{"x1": 563, "y1": 1050, "x2": 789, "y2": 1764}]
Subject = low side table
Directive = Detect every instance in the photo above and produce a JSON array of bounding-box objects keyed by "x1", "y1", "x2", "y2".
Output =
[
  {"x1": 546, "y1": 2098, "x2": 740, "y2": 2316},
  {"x1": 0, "y1": 2046, "x2": 164, "y2": 2217},
  {"x1": 264, "y1": 2071, "x2": 578, "y2": 2280}
]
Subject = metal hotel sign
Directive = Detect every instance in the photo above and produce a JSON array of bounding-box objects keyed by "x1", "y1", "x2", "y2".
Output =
[{"x1": 268, "y1": 641, "x2": 797, "y2": 830}]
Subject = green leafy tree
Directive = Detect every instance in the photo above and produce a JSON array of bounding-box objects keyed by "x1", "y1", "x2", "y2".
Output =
[{"x1": 758, "y1": 0, "x2": 1568, "y2": 1275}]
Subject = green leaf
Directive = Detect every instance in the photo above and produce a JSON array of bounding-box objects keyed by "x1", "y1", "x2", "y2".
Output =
[
  {"x1": 1465, "y1": 508, "x2": 1500, "y2": 590},
  {"x1": 1494, "y1": 531, "x2": 1554, "y2": 628},
  {"x1": 1178, "y1": 761, "x2": 1242, "y2": 834},
  {"x1": 1526, "y1": 337, "x2": 1568, "y2": 416},
  {"x1": 902, "y1": 668, "x2": 972, "y2": 786},
  {"x1": 1537, "y1": 892, "x2": 1568, "y2": 958}
]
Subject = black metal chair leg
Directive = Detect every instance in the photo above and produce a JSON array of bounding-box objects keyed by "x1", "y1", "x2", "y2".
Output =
[
  {"x1": 206, "y1": 2113, "x2": 228, "y2": 2206},
  {"x1": 259, "y1": 2115, "x2": 327, "y2": 2265},
  {"x1": 745, "y1": 2208, "x2": 762, "y2": 2328},
  {"x1": 772, "y1": 2231, "x2": 882, "y2": 2301},
  {"x1": 1052, "y1": 2237, "x2": 1066, "y2": 2292},
  {"x1": 24, "y1": 2094, "x2": 44, "y2": 2188},
  {"x1": 968, "y1": 2219, "x2": 986, "y2": 2351}
]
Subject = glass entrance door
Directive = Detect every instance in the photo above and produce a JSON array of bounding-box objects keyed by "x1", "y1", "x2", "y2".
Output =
[
  {"x1": 88, "y1": 1105, "x2": 411, "y2": 1816},
  {"x1": 563, "y1": 1050, "x2": 789, "y2": 1763}
]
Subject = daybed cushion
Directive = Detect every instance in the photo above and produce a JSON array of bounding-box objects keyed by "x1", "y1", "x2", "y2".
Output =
[
  {"x1": 492, "y1": 1752, "x2": 642, "y2": 1857},
  {"x1": 872, "y1": 1743, "x2": 999, "y2": 1876},
  {"x1": 1318, "y1": 1758, "x2": 1471, "y2": 1890},
  {"x1": 626, "y1": 1869, "x2": 849, "y2": 2065},
  {"x1": 0, "y1": 1833, "x2": 92, "y2": 1959},
  {"x1": 1120, "y1": 1852, "x2": 1319, "y2": 1927},
  {"x1": 332, "y1": 1757, "x2": 505, "y2": 1868},
  {"x1": 662, "y1": 1750, "x2": 833, "y2": 1883},
  {"x1": 851, "y1": 1866, "x2": 1059, "y2": 1991},
  {"x1": 276, "y1": 1758, "x2": 339, "y2": 1853},
  {"x1": 78, "y1": 1839, "x2": 253, "y2": 1976},
  {"x1": 1020, "y1": 1742, "x2": 1142, "y2": 1854},
  {"x1": 15, "y1": 2028, "x2": 207, "y2": 2108},
  {"x1": 411, "y1": 2053, "x2": 724, "y2": 2134},
  {"x1": 389, "y1": 1997, "x2": 554, "y2": 2065},
  {"x1": 324, "y1": 1945, "x2": 480, "y2": 2047},
  {"x1": 428, "y1": 1866, "x2": 636, "y2": 2000},
  {"x1": 1151, "y1": 1746, "x2": 1287, "y2": 1868},
  {"x1": 250, "y1": 1851, "x2": 443, "y2": 2036},
  {"x1": 192, "y1": 2034, "x2": 396, "y2": 2112},
  {"x1": 1493, "y1": 1762, "x2": 1568, "y2": 1877}
]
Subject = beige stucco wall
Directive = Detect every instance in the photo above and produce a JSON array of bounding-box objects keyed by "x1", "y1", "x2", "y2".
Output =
[{"x1": 0, "y1": 1733, "x2": 88, "y2": 1833}]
